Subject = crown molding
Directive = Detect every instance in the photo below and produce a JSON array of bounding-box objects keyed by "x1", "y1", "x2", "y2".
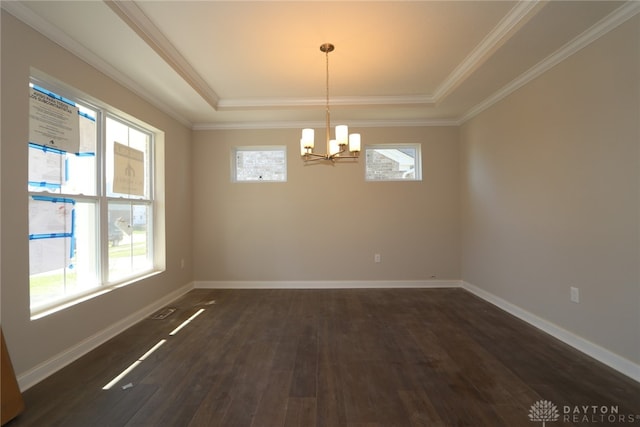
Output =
[
  {"x1": 433, "y1": 0, "x2": 545, "y2": 103},
  {"x1": 105, "y1": 0, "x2": 219, "y2": 110},
  {"x1": 460, "y1": 0, "x2": 640, "y2": 124},
  {"x1": 192, "y1": 117, "x2": 460, "y2": 131},
  {"x1": 217, "y1": 94, "x2": 436, "y2": 110},
  {"x1": 1, "y1": 1, "x2": 193, "y2": 128}
]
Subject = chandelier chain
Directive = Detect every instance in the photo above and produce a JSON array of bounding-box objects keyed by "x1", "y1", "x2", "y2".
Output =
[{"x1": 325, "y1": 47, "x2": 330, "y2": 146}]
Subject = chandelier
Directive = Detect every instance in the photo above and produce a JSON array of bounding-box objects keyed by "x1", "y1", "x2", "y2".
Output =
[{"x1": 300, "y1": 43, "x2": 360, "y2": 162}]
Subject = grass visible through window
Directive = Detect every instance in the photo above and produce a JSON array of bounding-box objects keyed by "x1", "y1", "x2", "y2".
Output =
[{"x1": 30, "y1": 231, "x2": 147, "y2": 305}]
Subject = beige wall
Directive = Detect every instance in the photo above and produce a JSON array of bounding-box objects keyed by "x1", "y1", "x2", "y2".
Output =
[
  {"x1": 460, "y1": 16, "x2": 640, "y2": 364},
  {"x1": 192, "y1": 127, "x2": 460, "y2": 283},
  {"x1": 0, "y1": 12, "x2": 192, "y2": 377}
]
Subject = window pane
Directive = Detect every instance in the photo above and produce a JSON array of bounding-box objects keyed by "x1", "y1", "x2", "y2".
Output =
[
  {"x1": 29, "y1": 200, "x2": 99, "y2": 310},
  {"x1": 106, "y1": 117, "x2": 151, "y2": 198},
  {"x1": 233, "y1": 147, "x2": 287, "y2": 182},
  {"x1": 365, "y1": 145, "x2": 421, "y2": 181},
  {"x1": 28, "y1": 145, "x2": 65, "y2": 193},
  {"x1": 63, "y1": 153, "x2": 97, "y2": 195},
  {"x1": 108, "y1": 202, "x2": 152, "y2": 282},
  {"x1": 27, "y1": 99, "x2": 97, "y2": 195}
]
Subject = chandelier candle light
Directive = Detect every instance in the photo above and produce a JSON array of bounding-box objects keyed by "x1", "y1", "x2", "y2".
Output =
[{"x1": 300, "y1": 43, "x2": 361, "y2": 162}]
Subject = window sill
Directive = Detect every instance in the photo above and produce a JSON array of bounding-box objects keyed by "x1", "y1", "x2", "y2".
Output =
[{"x1": 30, "y1": 270, "x2": 163, "y2": 320}]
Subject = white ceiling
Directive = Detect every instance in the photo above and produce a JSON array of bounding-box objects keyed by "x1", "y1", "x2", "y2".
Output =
[{"x1": 4, "y1": 1, "x2": 638, "y2": 129}]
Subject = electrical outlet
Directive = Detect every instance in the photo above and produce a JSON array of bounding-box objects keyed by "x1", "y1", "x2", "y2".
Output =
[
  {"x1": 570, "y1": 287, "x2": 579, "y2": 303},
  {"x1": 374, "y1": 253, "x2": 381, "y2": 263}
]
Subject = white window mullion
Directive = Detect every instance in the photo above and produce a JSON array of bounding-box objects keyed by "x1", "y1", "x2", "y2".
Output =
[{"x1": 98, "y1": 113, "x2": 109, "y2": 286}]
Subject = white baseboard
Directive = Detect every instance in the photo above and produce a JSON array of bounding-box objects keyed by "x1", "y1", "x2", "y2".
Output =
[
  {"x1": 194, "y1": 279, "x2": 462, "y2": 289},
  {"x1": 17, "y1": 282, "x2": 195, "y2": 391},
  {"x1": 461, "y1": 281, "x2": 640, "y2": 383}
]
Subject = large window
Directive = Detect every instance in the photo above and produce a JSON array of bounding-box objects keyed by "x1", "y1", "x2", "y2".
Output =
[
  {"x1": 28, "y1": 78, "x2": 158, "y2": 316},
  {"x1": 365, "y1": 144, "x2": 422, "y2": 181}
]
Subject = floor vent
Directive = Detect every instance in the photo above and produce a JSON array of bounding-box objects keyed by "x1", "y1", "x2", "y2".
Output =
[{"x1": 150, "y1": 307, "x2": 176, "y2": 320}]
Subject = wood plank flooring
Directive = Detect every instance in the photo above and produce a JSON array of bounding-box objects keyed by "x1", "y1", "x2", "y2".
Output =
[{"x1": 7, "y1": 288, "x2": 640, "y2": 426}]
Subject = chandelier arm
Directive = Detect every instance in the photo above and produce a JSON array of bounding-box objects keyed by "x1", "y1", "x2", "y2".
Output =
[
  {"x1": 303, "y1": 154, "x2": 332, "y2": 162},
  {"x1": 333, "y1": 145, "x2": 359, "y2": 158},
  {"x1": 303, "y1": 152, "x2": 328, "y2": 160},
  {"x1": 332, "y1": 146, "x2": 346, "y2": 158},
  {"x1": 304, "y1": 151, "x2": 358, "y2": 162},
  {"x1": 330, "y1": 153, "x2": 359, "y2": 160},
  {"x1": 330, "y1": 145, "x2": 352, "y2": 157}
]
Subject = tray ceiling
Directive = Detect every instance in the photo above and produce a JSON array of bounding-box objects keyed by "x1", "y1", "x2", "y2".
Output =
[{"x1": 3, "y1": 1, "x2": 638, "y2": 128}]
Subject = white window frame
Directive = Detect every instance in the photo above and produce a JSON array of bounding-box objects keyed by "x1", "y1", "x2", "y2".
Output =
[
  {"x1": 231, "y1": 145, "x2": 287, "y2": 182},
  {"x1": 364, "y1": 143, "x2": 422, "y2": 182},
  {"x1": 28, "y1": 75, "x2": 162, "y2": 318}
]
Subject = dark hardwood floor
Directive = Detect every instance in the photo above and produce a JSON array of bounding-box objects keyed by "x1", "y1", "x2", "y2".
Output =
[{"x1": 7, "y1": 288, "x2": 640, "y2": 426}]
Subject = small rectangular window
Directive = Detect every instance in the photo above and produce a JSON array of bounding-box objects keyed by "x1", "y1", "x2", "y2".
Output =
[
  {"x1": 232, "y1": 146, "x2": 287, "y2": 182},
  {"x1": 365, "y1": 144, "x2": 422, "y2": 181}
]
